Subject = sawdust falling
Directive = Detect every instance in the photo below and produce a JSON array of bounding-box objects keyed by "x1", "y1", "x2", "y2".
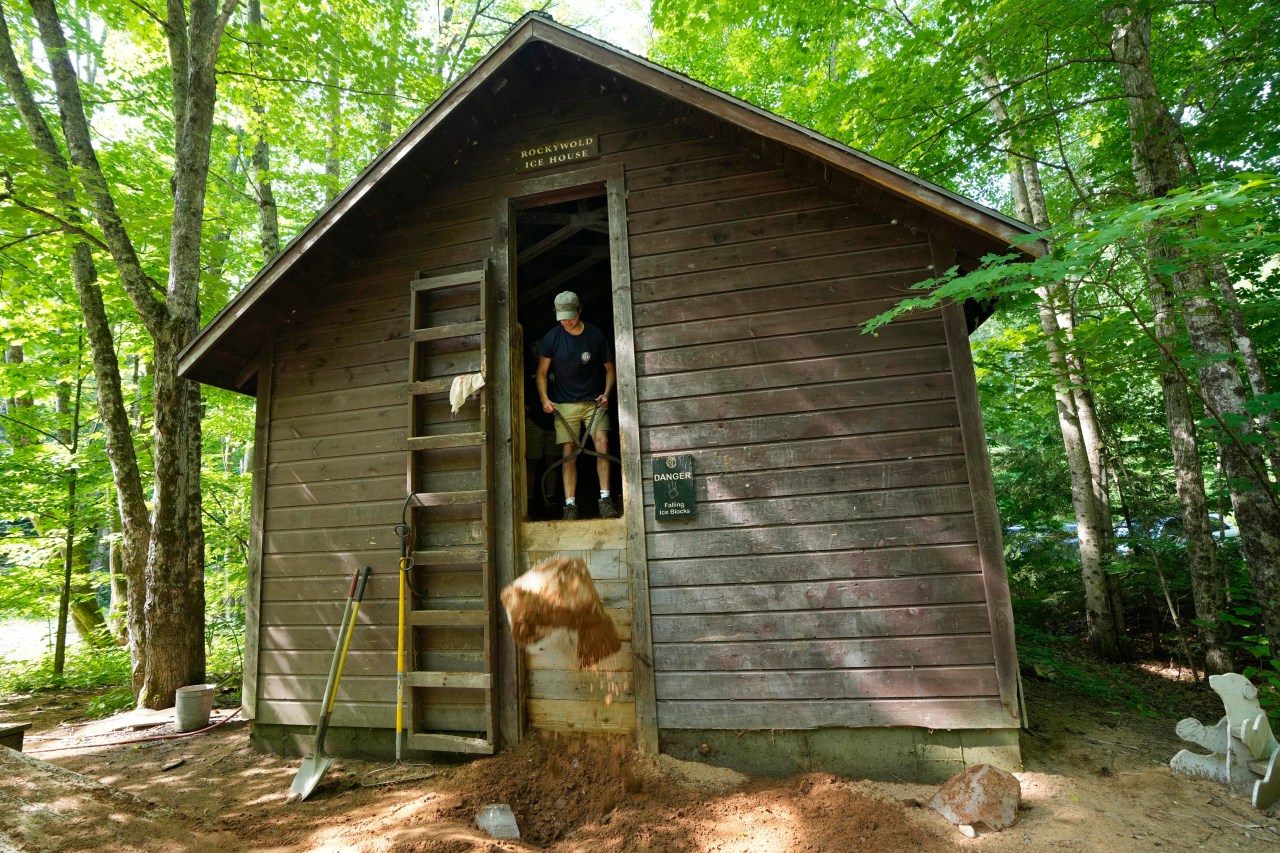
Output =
[{"x1": 501, "y1": 555, "x2": 621, "y2": 668}]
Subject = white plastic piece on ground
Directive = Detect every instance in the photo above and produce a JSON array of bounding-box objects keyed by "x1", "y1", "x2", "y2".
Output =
[{"x1": 476, "y1": 803, "x2": 520, "y2": 839}]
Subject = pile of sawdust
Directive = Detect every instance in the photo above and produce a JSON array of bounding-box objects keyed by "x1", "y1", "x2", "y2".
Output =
[
  {"x1": 432, "y1": 731, "x2": 635, "y2": 845},
  {"x1": 636, "y1": 753, "x2": 748, "y2": 794},
  {"x1": 414, "y1": 731, "x2": 948, "y2": 852},
  {"x1": 501, "y1": 555, "x2": 620, "y2": 667}
]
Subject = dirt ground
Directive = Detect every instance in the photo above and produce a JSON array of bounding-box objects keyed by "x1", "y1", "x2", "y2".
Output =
[{"x1": 1, "y1": 660, "x2": 1277, "y2": 852}]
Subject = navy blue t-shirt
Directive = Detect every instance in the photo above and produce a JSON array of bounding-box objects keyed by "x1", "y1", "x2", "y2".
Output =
[{"x1": 539, "y1": 322, "x2": 613, "y2": 403}]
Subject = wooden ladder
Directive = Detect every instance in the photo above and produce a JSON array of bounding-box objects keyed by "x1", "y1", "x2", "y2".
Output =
[{"x1": 404, "y1": 267, "x2": 497, "y2": 754}]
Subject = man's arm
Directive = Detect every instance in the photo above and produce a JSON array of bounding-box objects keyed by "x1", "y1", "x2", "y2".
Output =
[
  {"x1": 598, "y1": 362, "x2": 616, "y2": 408},
  {"x1": 536, "y1": 356, "x2": 555, "y2": 413}
]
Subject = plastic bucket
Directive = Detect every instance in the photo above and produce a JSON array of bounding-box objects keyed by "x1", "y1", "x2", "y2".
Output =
[{"x1": 174, "y1": 684, "x2": 216, "y2": 732}]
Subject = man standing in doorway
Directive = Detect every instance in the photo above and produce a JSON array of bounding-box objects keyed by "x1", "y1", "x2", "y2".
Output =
[{"x1": 537, "y1": 291, "x2": 618, "y2": 520}]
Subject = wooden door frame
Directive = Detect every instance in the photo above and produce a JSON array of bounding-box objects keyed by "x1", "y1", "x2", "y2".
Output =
[{"x1": 490, "y1": 162, "x2": 658, "y2": 752}]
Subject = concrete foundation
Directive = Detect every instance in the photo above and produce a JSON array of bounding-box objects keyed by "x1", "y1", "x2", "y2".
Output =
[
  {"x1": 252, "y1": 722, "x2": 1020, "y2": 783},
  {"x1": 659, "y1": 727, "x2": 1022, "y2": 782}
]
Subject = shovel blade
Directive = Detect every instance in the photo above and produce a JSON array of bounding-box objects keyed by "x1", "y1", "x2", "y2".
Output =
[{"x1": 289, "y1": 752, "x2": 335, "y2": 801}]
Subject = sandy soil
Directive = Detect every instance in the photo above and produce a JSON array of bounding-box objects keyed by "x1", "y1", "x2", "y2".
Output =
[{"x1": 1, "y1": 664, "x2": 1277, "y2": 852}]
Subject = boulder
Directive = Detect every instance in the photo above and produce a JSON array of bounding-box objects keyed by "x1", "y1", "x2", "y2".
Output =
[{"x1": 928, "y1": 763, "x2": 1021, "y2": 834}]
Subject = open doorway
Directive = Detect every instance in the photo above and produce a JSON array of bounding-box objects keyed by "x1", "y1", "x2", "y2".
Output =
[{"x1": 514, "y1": 190, "x2": 620, "y2": 521}]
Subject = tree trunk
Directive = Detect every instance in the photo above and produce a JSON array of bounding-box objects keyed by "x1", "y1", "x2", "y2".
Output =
[
  {"x1": 2, "y1": 345, "x2": 34, "y2": 448},
  {"x1": 0, "y1": 3, "x2": 154, "y2": 687},
  {"x1": 324, "y1": 59, "x2": 342, "y2": 201},
  {"x1": 19, "y1": 0, "x2": 235, "y2": 707},
  {"x1": 247, "y1": 0, "x2": 280, "y2": 261},
  {"x1": 107, "y1": 531, "x2": 129, "y2": 645},
  {"x1": 69, "y1": 534, "x2": 107, "y2": 643},
  {"x1": 54, "y1": 469, "x2": 76, "y2": 677},
  {"x1": 1147, "y1": 271, "x2": 1232, "y2": 672},
  {"x1": 1212, "y1": 260, "x2": 1280, "y2": 479},
  {"x1": 981, "y1": 65, "x2": 1127, "y2": 658},
  {"x1": 1110, "y1": 6, "x2": 1280, "y2": 655}
]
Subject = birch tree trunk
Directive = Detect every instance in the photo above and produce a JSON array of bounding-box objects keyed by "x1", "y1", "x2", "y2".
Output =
[
  {"x1": 1211, "y1": 261, "x2": 1280, "y2": 478},
  {"x1": 247, "y1": 0, "x2": 279, "y2": 261},
  {"x1": 981, "y1": 68, "x2": 1127, "y2": 658},
  {"x1": 1110, "y1": 6, "x2": 1280, "y2": 656},
  {"x1": 324, "y1": 59, "x2": 342, "y2": 201}
]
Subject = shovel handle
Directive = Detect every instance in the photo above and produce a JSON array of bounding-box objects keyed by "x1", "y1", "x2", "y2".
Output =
[
  {"x1": 328, "y1": 565, "x2": 371, "y2": 714},
  {"x1": 313, "y1": 565, "x2": 371, "y2": 753}
]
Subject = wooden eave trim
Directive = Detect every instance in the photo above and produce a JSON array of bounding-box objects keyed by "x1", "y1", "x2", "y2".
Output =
[
  {"x1": 177, "y1": 24, "x2": 541, "y2": 383},
  {"x1": 524, "y1": 18, "x2": 1046, "y2": 258}
]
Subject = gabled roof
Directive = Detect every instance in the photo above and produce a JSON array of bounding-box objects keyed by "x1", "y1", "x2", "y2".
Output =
[{"x1": 179, "y1": 12, "x2": 1041, "y2": 393}]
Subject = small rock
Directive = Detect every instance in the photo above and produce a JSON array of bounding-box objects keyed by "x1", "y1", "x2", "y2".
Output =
[
  {"x1": 1028, "y1": 662, "x2": 1058, "y2": 681},
  {"x1": 928, "y1": 763, "x2": 1021, "y2": 833},
  {"x1": 161, "y1": 758, "x2": 184, "y2": 771},
  {"x1": 958, "y1": 824, "x2": 977, "y2": 838}
]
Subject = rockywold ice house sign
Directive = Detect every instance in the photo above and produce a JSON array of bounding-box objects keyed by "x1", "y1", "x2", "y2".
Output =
[{"x1": 179, "y1": 13, "x2": 1037, "y2": 778}]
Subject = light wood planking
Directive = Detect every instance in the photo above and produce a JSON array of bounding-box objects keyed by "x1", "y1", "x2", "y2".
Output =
[
  {"x1": 656, "y1": 666, "x2": 998, "y2": 700},
  {"x1": 656, "y1": 698, "x2": 1017, "y2": 730},
  {"x1": 654, "y1": 634, "x2": 996, "y2": 671},
  {"x1": 648, "y1": 543, "x2": 981, "y2": 587},
  {"x1": 652, "y1": 603, "x2": 992, "y2": 644},
  {"x1": 648, "y1": 575, "x2": 987, "y2": 615}
]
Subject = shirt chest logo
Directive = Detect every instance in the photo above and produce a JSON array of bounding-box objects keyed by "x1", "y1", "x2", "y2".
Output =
[{"x1": 580, "y1": 351, "x2": 592, "y2": 364}]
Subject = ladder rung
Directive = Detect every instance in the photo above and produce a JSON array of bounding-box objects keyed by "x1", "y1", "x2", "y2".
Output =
[
  {"x1": 408, "y1": 609, "x2": 489, "y2": 627},
  {"x1": 408, "y1": 732, "x2": 494, "y2": 754},
  {"x1": 408, "y1": 432, "x2": 485, "y2": 451},
  {"x1": 410, "y1": 321, "x2": 485, "y2": 342},
  {"x1": 407, "y1": 378, "x2": 453, "y2": 395},
  {"x1": 408, "y1": 671, "x2": 492, "y2": 689},
  {"x1": 411, "y1": 490, "x2": 486, "y2": 507},
  {"x1": 412, "y1": 549, "x2": 487, "y2": 565},
  {"x1": 411, "y1": 270, "x2": 483, "y2": 293}
]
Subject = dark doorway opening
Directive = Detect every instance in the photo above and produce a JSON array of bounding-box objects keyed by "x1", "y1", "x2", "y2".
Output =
[{"x1": 515, "y1": 191, "x2": 620, "y2": 521}]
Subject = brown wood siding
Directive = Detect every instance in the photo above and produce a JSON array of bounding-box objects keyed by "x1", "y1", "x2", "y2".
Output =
[
  {"x1": 254, "y1": 68, "x2": 1012, "y2": 733},
  {"x1": 624, "y1": 130, "x2": 1011, "y2": 731}
]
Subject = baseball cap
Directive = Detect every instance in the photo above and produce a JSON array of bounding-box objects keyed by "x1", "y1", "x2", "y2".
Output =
[{"x1": 554, "y1": 291, "x2": 580, "y2": 320}]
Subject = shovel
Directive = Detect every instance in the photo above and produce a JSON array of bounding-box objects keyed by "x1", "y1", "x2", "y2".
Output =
[{"x1": 290, "y1": 565, "x2": 372, "y2": 801}]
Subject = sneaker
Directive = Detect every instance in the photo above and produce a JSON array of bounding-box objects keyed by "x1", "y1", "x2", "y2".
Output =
[
  {"x1": 562, "y1": 504, "x2": 580, "y2": 521},
  {"x1": 598, "y1": 496, "x2": 619, "y2": 518}
]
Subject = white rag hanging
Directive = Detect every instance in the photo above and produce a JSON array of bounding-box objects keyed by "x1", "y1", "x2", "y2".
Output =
[{"x1": 448, "y1": 372, "x2": 485, "y2": 415}]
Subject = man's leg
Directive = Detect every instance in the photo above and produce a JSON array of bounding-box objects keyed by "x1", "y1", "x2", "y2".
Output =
[
  {"x1": 593, "y1": 430, "x2": 619, "y2": 518},
  {"x1": 593, "y1": 430, "x2": 610, "y2": 493},
  {"x1": 561, "y1": 441, "x2": 578, "y2": 519}
]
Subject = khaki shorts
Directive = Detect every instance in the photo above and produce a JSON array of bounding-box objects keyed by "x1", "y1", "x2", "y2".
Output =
[{"x1": 552, "y1": 401, "x2": 611, "y2": 446}]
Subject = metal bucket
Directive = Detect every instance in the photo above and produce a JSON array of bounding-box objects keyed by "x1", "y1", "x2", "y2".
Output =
[{"x1": 174, "y1": 684, "x2": 216, "y2": 732}]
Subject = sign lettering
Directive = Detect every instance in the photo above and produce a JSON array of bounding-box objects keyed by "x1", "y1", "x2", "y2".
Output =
[
  {"x1": 653, "y1": 455, "x2": 695, "y2": 520},
  {"x1": 516, "y1": 134, "x2": 600, "y2": 172}
]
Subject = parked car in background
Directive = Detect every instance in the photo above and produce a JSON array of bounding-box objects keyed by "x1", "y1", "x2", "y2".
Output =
[{"x1": 1114, "y1": 512, "x2": 1238, "y2": 555}]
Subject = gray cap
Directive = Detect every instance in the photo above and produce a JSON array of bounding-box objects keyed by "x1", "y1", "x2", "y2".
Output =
[{"x1": 554, "y1": 291, "x2": 580, "y2": 320}]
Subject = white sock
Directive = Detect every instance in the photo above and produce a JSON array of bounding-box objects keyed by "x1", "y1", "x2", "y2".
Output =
[
  {"x1": 599, "y1": 490, "x2": 610, "y2": 499},
  {"x1": 565, "y1": 498, "x2": 576, "y2": 506}
]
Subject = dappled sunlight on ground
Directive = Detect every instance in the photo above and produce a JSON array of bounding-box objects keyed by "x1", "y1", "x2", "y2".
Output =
[
  {"x1": 1, "y1": 666, "x2": 1276, "y2": 851},
  {"x1": 1135, "y1": 659, "x2": 1202, "y2": 683}
]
